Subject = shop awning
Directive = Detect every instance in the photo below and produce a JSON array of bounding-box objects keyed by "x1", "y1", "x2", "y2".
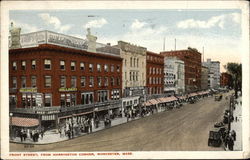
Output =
[
  {"x1": 189, "y1": 93, "x2": 198, "y2": 97},
  {"x1": 177, "y1": 96, "x2": 186, "y2": 100},
  {"x1": 11, "y1": 117, "x2": 39, "y2": 127},
  {"x1": 143, "y1": 101, "x2": 152, "y2": 106},
  {"x1": 157, "y1": 96, "x2": 177, "y2": 103},
  {"x1": 149, "y1": 99, "x2": 159, "y2": 105}
]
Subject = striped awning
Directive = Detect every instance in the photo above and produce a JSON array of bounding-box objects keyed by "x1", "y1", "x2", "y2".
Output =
[
  {"x1": 157, "y1": 96, "x2": 177, "y2": 103},
  {"x1": 11, "y1": 117, "x2": 39, "y2": 127},
  {"x1": 143, "y1": 101, "x2": 152, "y2": 106},
  {"x1": 189, "y1": 93, "x2": 198, "y2": 97},
  {"x1": 149, "y1": 99, "x2": 159, "y2": 105},
  {"x1": 177, "y1": 96, "x2": 186, "y2": 100}
]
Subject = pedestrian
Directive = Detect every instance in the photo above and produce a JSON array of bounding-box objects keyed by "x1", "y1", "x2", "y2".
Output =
[
  {"x1": 231, "y1": 130, "x2": 236, "y2": 141},
  {"x1": 19, "y1": 129, "x2": 23, "y2": 142},
  {"x1": 88, "y1": 118, "x2": 92, "y2": 133},
  {"x1": 235, "y1": 116, "x2": 238, "y2": 122},
  {"x1": 224, "y1": 134, "x2": 229, "y2": 150},
  {"x1": 228, "y1": 136, "x2": 234, "y2": 151},
  {"x1": 40, "y1": 129, "x2": 44, "y2": 140}
]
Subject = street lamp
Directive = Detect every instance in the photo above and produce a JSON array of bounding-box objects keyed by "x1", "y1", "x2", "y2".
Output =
[{"x1": 9, "y1": 112, "x2": 13, "y2": 140}]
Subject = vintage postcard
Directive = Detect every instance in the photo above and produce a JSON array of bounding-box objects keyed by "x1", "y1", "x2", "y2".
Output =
[{"x1": 1, "y1": 0, "x2": 249, "y2": 159}]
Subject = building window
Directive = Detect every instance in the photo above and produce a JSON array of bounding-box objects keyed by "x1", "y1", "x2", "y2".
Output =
[
  {"x1": 130, "y1": 57, "x2": 133, "y2": 67},
  {"x1": 124, "y1": 59, "x2": 127, "y2": 66},
  {"x1": 71, "y1": 61, "x2": 76, "y2": 71},
  {"x1": 111, "y1": 65, "x2": 114, "y2": 72},
  {"x1": 80, "y1": 62, "x2": 85, "y2": 70},
  {"x1": 97, "y1": 90, "x2": 108, "y2": 102},
  {"x1": 12, "y1": 77, "x2": 17, "y2": 88},
  {"x1": 44, "y1": 59, "x2": 51, "y2": 70},
  {"x1": 89, "y1": 77, "x2": 94, "y2": 87},
  {"x1": 117, "y1": 77, "x2": 120, "y2": 86},
  {"x1": 31, "y1": 76, "x2": 36, "y2": 88},
  {"x1": 104, "y1": 77, "x2": 108, "y2": 86},
  {"x1": 134, "y1": 58, "x2": 136, "y2": 67},
  {"x1": 137, "y1": 59, "x2": 139, "y2": 67},
  {"x1": 21, "y1": 76, "x2": 26, "y2": 88},
  {"x1": 80, "y1": 76, "x2": 86, "y2": 87},
  {"x1": 97, "y1": 64, "x2": 101, "y2": 72},
  {"x1": 98, "y1": 77, "x2": 102, "y2": 87},
  {"x1": 60, "y1": 76, "x2": 66, "y2": 88},
  {"x1": 111, "y1": 89, "x2": 120, "y2": 100},
  {"x1": 31, "y1": 60, "x2": 36, "y2": 69},
  {"x1": 104, "y1": 64, "x2": 108, "y2": 72},
  {"x1": 89, "y1": 63, "x2": 93, "y2": 72},
  {"x1": 71, "y1": 76, "x2": 77, "y2": 88},
  {"x1": 111, "y1": 77, "x2": 115, "y2": 86},
  {"x1": 21, "y1": 61, "x2": 26, "y2": 70},
  {"x1": 136, "y1": 72, "x2": 138, "y2": 81},
  {"x1": 44, "y1": 94, "x2": 52, "y2": 107},
  {"x1": 45, "y1": 76, "x2": 51, "y2": 88},
  {"x1": 12, "y1": 61, "x2": 17, "y2": 70},
  {"x1": 60, "y1": 60, "x2": 65, "y2": 70},
  {"x1": 130, "y1": 72, "x2": 132, "y2": 81},
  {"x1": 81, "y1": 92, "x2": 94, "y2": 105},
  {"x1": 60, "y1": 94, "x2": 66, "y2": 107},
  {"x1": 117, "y1": 65, "x2": 120, "y2": 72}
]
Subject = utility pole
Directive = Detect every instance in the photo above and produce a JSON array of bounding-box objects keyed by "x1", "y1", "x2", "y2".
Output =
[
  {"x1": 175, "y1": 38, "x2": 176, "y2": 50},
  {"x1": 163, "y1": 37, "x2": 166, "y2": 51},
  {"x1": 202, "y1": 46, "x2": 205, "y2": 62}
]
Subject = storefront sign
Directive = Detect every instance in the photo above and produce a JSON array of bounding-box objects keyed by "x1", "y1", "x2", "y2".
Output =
[
  {"x1": 19, "y1": 88, "x2": 37, "y2": 93},
  {"x1": 59, "y1": 88, "x2": 77, "y2": 92}
]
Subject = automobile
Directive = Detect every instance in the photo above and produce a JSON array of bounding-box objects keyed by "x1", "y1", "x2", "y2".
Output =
[
  {"x1": 214, "y1": 122, "x2": 225, "y2": 128},
  {"x1": 208, "y1": 128, "x2": 222, "y2": 147},
  {"x1": 214, "y1": 94, "x2": 223, "y2": 101}
]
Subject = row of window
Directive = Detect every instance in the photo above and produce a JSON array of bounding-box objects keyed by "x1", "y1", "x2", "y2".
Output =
[
  {"x1": 147, "y1": 55, "x2": 163, "y2": 63},
  {"x1": 124, "y1": 57, "x2": 141, "y2": 68},
  {"x1": 11, "y1": 76, "x2": 121, "y2": 89},
  {"x1": 148, "y1": 87, "x2": 162, "y2": 95},
  {"x1": 16, "y1": 89, "x2": 121, "y2": 108},
  {"x1": 12, "y1": 60, "x2": 120, "y2": 73},
  {"x1": 149, "y1": 67, "x2": 162, "y2": 75},
  {"x1": 148, "y1": 77, "x2": 163, "y2": 85}
]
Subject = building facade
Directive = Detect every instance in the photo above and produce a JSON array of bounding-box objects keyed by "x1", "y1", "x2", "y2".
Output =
[
  {"x1": 9, "y1": 29, "x2": 123, "y2": 129},
  {"x1": 202, "y1": 59, "x2": 220, "y2": 89},
  {"x1": 220, "y1": 72, "x2": 232, "y2": 88},
  {"x1": 146, "y1": 51, "x2": 164, "y2": 96},
  {"x1": 160, "y1": 48, "x2": 201, "y2": 93},
  {"x1": 201, "y1": 65, "x2": 209, "y2": 90},
  {"x1": 163, "y1": 57, "x2": 185, "y2": 95}
]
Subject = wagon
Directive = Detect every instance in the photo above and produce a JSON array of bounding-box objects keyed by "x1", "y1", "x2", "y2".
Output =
[{"x1": 208, "y1": 129, "x2": 222, "y2": 147}]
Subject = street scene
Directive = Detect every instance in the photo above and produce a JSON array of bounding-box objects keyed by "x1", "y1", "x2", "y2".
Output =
[{"x1": 8, "y1": 8, "x2": 243, "y2": 152}]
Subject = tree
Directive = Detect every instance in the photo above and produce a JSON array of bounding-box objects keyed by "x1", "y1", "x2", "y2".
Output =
[{"x1": 225, "y1": 63, "x2": 242, "y2": 98}]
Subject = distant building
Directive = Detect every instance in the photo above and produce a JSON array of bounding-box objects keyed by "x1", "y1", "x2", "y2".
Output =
[
  {"x1": 163, "y1": 57, "x2": 185, "y2": 95},
  {"x1": 146, "y1": 51, "x2": 164, "y2": 96},
  {"x1": 202, "y1": 59, "x2": 220, "y2": 89},
  {"x1": 115, "y1": 41, "x2": 147, "y2": 116},
  {"x1": 220, "y1": 72, "x2": 232, "y2": 88},
  {"x1": 201, "y1": 65, "x2": 209, "y2": 90},
  {"x1": 160, "y1": 47, "x2": 201, "y2": 93}
]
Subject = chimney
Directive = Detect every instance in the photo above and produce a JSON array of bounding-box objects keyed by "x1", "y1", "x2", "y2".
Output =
[{"x1": 86, "y1": 28, "x2": 97, "y2": 52}]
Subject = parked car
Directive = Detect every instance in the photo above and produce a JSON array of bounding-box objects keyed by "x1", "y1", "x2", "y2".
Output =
[
  {"x1": 208, "y1": 129, "x2": 222, "y2": 147},
  {"x1": 214, "y1": 122, "x2": 224, "y2": 128}
]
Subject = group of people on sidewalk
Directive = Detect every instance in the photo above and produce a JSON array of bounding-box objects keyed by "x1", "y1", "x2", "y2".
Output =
[{"x1": 16, "y1": 128, "x2": 44, "y2": 142}]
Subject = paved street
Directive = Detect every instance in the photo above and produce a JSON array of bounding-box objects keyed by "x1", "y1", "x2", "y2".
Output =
[{"x1": 10, "y1": 92, "x2": 232, "y2": 152}]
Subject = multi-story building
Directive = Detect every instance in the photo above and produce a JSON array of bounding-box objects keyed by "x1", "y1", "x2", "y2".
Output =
[
  {"x1": 9, "y1": 27, "x2": 122, "y2": 129},
  {"x1": 201, "y1": 65, "x2": 209, "y2": 90},
  {"x1": 220, "y1": 72, "x2": 232, "y2": 88},
  {"x1": 202, "y1": 59, "x2": 220, "y2": 89},
  {"x1": 115, "y1": 41, "x2": 147, "y2": 113},
  {"x1": 163, "y1": 57, "x2": 185, "y2": 95},
  {"x1": 160, "y1": 47, "x2": 201, "y2": 93},
  {"x1": 146, "y1": 51, "x2": 164, "y2": 96}
]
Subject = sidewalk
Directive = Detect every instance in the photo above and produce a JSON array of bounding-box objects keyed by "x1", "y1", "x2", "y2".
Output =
[
  {"x1": 11, "y1": 117, "x2": 128, "y2": 144},
  {"x1": 227, "y1": 96, "x2": 242, "y2": 151}
]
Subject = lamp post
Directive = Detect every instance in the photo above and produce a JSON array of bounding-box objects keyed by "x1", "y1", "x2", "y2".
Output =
[{"x1": 9, "y1": 112, "x2": 13, "y2": 140}]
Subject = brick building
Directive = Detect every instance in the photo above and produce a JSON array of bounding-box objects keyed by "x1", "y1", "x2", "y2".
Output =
[
  {"x1": 160, "y1": 48, "x2": 202, "y2": 93},
  {"x1": 9, "y1": 29, "x2": 122, "y2": 129},
  {"x1": 146, "y1": 51, "x2": 164, "y2": 96},
  {"x1": 220, "y1": 72, "x2": 232, "y2": 87}
]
